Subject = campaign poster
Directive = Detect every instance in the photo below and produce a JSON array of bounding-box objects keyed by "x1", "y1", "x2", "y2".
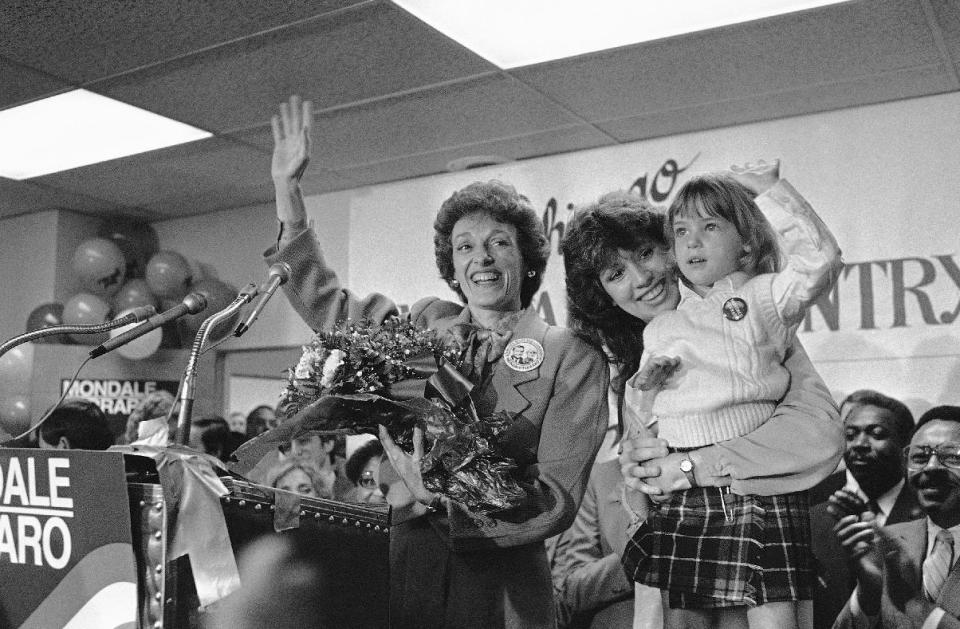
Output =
[
  {"x1": 0, "y1": 449, "x2": 136, "y2": 629},
  {"x1": 60, "y1": 379, "x2": 179, "y2": 442}
]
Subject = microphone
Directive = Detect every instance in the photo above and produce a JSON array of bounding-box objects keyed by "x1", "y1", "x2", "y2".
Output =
[
  {"x1": 116, "y1": 305, "x2": 158, "y2": 326},
  {"x1": 234, "y1": 262, "x2": 291, "y2": 337},
  {"x1": 89, "y1": 293, "x2": 208, "y2": 358}
]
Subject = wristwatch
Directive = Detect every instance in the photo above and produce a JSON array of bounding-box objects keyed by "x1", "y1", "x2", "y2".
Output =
[{"x1": 679, "y1": 456, "x2": 697, "y2": 488}]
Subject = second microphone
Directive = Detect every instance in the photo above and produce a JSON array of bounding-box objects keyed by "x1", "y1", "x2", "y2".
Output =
[{"x1": 89, "y1": 293, "x2": 208, "y2": 359}]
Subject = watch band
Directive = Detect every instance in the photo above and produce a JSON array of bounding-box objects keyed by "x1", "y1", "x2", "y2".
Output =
[{"x1": 679, "y1": 457, "x2": 697, "y2": 488}]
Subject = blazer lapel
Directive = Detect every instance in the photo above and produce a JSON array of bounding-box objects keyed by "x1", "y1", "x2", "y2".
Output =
[
  {"x1": 491, "y1": 309, "x2": 547, "y2": 416},
  {"x1": 887, "y1": 483, "x2": 924, "y2": 524}
]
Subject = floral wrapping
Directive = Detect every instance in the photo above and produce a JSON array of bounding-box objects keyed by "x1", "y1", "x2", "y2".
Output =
[{"x1": 230, "y1": 317, "x2": 526, "y2": 513}]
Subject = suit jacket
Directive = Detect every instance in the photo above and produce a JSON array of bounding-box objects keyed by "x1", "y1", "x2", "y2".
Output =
[
  {"x1": 268, "y1": 229, "x2": 610, "y2": 629},
  {"x1": 811, "y1": 475, "x2": 923, "y2": 629},
  {"x1": 552, "y1": 458, "x2": 636, "y2": 628},
  {"x1": 832, "y1": 518, "x2": 960, "y2": 629}
]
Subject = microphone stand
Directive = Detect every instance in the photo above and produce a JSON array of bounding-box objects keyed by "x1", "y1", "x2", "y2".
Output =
[
  {"x1": 174, "y1": 284, "x2": 258, "y2": 446},
  {"x1": 0, "y1": 312, "x2": 154, "y2": 362}
]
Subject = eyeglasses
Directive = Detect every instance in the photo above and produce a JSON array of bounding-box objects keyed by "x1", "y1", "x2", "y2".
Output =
[
  {"x1": 904, "y1": 443, "x2": 960, "y2": 470},
  {"x1": 359, "y1": 470, "x2": 378, "y2": 489}
]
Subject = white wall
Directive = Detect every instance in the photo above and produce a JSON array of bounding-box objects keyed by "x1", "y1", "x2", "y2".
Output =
[
  {"x1": 0, "y1": 210, "x2": 60, "y2": 343},
  {"x1": 152, "y1": 91, "x2": 960, "y2": 417}
]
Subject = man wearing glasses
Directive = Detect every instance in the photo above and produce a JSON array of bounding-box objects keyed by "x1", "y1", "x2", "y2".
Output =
[{"x1": 831, "y1": 405, "x2": 960, "y2": 628}]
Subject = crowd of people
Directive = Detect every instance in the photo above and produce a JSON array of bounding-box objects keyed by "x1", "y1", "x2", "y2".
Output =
[{"x1": 9, "y1": 93, "x2": 959, "y2": 629}]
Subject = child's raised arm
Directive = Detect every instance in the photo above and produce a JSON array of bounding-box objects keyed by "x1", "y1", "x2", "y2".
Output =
[{"x1": 750, "y1": 168, "x2": 843, "y2": 329}]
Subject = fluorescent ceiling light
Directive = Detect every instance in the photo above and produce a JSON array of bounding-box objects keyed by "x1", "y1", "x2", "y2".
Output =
[
  {"x1": 394, "y1": 0, "x2": 850, "y2": 69},
  {"x1": 0, "y1": 89, "x2": 212, "y2": 180}
]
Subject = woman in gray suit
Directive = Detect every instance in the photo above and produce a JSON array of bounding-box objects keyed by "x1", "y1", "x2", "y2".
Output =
[{"x1": 265, "y1": 95, "x2": 609, "y2": 629}]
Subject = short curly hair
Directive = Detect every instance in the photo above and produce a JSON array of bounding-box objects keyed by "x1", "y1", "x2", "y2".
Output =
[
  {"x1": 124, "y1": 390, "x2": 177, "y2": 444},
  {"x1": 561, "y1": 191, "x2": 669, "y2": 392},
  {"x1": 265, "y1": 457, "x2": 330, "y2": 498},
  {"x1": 433, "y1": 180, "x2": 549, "y2": 308}
]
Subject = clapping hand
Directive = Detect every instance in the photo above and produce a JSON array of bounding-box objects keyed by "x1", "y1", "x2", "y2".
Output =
[{"x1": 729, "y1": 159, "x2": 781, "y2": 196}]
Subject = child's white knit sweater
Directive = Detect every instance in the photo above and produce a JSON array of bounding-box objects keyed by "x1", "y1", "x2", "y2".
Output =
[{"x1": 631, "y1": 180, "x2": 842, "y2": 448}]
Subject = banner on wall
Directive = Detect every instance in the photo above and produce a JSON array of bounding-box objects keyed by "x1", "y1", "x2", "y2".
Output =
[
  {"x1": 60, "y1": 378, "x2": 179, "y2": 439},
  {"x1": 346, "y1": 91, "x2": 960, "y2": 410},
  {"x1": 0, "y1": 449, "x2": 137, "y2": 629}
]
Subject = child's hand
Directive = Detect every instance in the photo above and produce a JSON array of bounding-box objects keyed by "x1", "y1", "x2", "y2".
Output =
[
  {"x1": 633, "y1": 356, "x2": 680, "y2": 391},
  {"x1": 729, "y1": 159, "x2": 780, "y2": 196}
]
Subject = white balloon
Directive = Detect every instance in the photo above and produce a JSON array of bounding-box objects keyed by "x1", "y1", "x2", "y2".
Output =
[{"x1": 110, "y1": 308, "x2": 161, "y2": 360}]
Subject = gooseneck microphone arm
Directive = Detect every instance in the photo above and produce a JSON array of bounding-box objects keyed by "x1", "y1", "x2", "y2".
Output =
[
  {"x1": 0, "y1": 305, "x2": 157, "y2": 362},
  {"x1": 89, "y1": 294, "x2": 206, "y2": 359},
  {"x1": 234, "y1": 262, "x2": 291, "y2": 338},
  {"x1": 174, "y1": 283, "x2": 258, "y2": 446}
]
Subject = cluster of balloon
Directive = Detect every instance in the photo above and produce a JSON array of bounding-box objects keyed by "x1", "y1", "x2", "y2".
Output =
[
  {"x1": 24, "y1": 219, "x2": 241, "y2": 360},
  {"x1": 0, "y1": 344, "x2": 33, "y2": 435}
]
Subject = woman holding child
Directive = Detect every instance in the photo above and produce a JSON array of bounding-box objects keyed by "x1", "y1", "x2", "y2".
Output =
[
  {"x1": 264, "y1": 95, "x2": 609, "y2": 629},
  {"x1": 562, "y1": 163, "x2": 843, "y2": 629}
]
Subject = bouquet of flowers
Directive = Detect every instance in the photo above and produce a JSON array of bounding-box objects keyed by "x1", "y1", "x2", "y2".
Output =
[{"x1": 234, "y1": 317, "x2": 526, "y2": 513}]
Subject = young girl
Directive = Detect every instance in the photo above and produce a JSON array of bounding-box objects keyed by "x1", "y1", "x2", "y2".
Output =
[{"x1": 624, "y1": 167, "x2": 842, "y2": 628}]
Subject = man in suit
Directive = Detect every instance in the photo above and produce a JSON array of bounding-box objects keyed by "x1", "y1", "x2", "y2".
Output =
[
  {"x1": 549, "y1": 449, "x2": 662, "y2": 629},
  {"x1": 831, "y1": 405, "x2": 960, "y2": 628},
  {"x1": 810, "y1": 390, "x2": 922, "y2": 628}
]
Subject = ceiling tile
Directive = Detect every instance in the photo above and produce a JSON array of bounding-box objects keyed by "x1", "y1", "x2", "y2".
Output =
[
  {"x1": 233, "y1": 74, "x2": 592, "y2": 167},
  {"x1": 331, "y1": 124, "x2": 614, "y2": 189},
  {"x1": 0, "y1": 0, "x2": 365, "y2": 82},
  {"x1": 32, "y1": 137, "x2": 276, "y2": 215},
  {"x1": 598, "y1": 64, "x2": 955, "y2": 142},
  {"x1": 0, "y1": 58, "x2": 70, "y2": 109},
  {"x1": 515, "y1": 0, "x2": 940, "y2": 122},
  {"x1": 91, "y1": 2, "x2": 495, "y2": 133},
  {"x1": 930, "y1": 0, "x2": 960, "y2": 62},
  {"x1": 0, "y1": 177, "x2": 129, "y2": 219}
]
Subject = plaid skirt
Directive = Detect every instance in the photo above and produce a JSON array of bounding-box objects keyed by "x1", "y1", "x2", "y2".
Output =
[{"x1": 621, "y1": 487, "x2": 813, "y2": 609}]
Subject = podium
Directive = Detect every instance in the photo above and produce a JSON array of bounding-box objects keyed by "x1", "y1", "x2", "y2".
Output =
[
  {"x1": 128, "y1": 473, "x2": 391, "y2": 629},
  {"x1": 0, "y1": 448, "x2": 390, "y2": 629}
]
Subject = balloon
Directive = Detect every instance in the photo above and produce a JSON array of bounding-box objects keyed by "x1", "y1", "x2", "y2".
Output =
[
  {"x1": 145, "y1": 251, "x2": 192, "y2": 300},
  {"x1": 0, "y1": 394, "x2": 31, "y2": 436},
  {"x1": 63, "y1": 292, "x2": 112, "y2": 345},
  {"x1": 25, "y1": 302, "x2": 65, "y2": 343},
  {"x1": 72, "y1": 237, "x2": 127, "y2": 297},
  {"x1": 180, "y1": 278, "x2": 240, "y2": 344},
  {"x1": 0, "y1": 342, "x2": 34, "y2": 392},
  {"x1": 113, "y1": 278, "x2": 157, "y2": 312},
  {"x1": 98, "y1": 219, "x2": 159, "y2": 279},
  {"x1": 109, "y1": 308, "x2": 162, "y2": 360}
]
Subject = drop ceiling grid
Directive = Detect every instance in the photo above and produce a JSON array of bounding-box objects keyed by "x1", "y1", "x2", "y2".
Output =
[
  {"x1": 511, "y1": 0, "x2": 942, "y2": 124},
  {"x1": 87, "y1": 2, "x2": 495, "y2": 133},
  {"x1": 0, "y1": 0, "x2": 368, "y2": 83}
]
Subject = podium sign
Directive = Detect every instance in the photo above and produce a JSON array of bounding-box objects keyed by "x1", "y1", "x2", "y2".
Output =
[{"x1": 0, "y1": 449, "x2": 137, "y2": 629}]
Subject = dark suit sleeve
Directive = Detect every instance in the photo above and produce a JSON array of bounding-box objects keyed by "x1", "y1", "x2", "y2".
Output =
[{"x1": 554, "y1": 465, "x2": 633, "y2": 615}]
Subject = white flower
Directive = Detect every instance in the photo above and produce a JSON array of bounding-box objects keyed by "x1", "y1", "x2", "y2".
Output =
[
  {"x1": 320, "y1": 349, "x2": 345, "y2": 389},
  {"x1": 294, "y1": 346, "x2": 318, "y2": 380}
]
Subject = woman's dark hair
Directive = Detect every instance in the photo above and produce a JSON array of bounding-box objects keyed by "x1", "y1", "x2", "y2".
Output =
[
  {"x1": 561, "y1": 191, "x2": 668, "y2": 393},
  {"x1": 344, "y1": 440, "x2": 384, "y2": 485},
  {"x1": 245, "y1": 404, "x2": 276, "y2": 440},
  {"x1": 433, "y1": 180, "x2": 549, "y2": 308},
  {"x1": 667, "y1": 173, "x2": 780, "y2": 278}
]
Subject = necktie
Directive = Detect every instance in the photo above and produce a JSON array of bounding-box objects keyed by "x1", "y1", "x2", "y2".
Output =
[{"x1": 923, "y1": 530, "x2": 955, "y2": 602}]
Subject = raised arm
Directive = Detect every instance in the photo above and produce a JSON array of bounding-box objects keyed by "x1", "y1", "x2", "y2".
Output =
[
  {"x1": 263, "y1": 96, "x2": 404, "y2": 330},
  {"x1": 757, "y1": 177, "x2": 844, "y2": 328}
]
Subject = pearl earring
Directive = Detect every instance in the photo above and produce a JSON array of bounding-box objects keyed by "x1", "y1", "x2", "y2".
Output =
[
  {"x1": 526, "y1": 270, "x2": 536, "y2": 278},
  {"x1": 450, "y1": 279, "x2": 460, "y2": 288}
]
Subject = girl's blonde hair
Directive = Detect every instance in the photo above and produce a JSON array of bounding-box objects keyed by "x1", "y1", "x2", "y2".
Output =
[{"x1": 667, "y1": 173, "x2": 780, "y2": 277}]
